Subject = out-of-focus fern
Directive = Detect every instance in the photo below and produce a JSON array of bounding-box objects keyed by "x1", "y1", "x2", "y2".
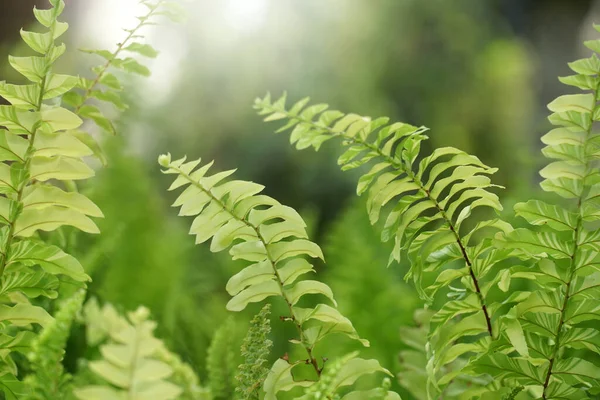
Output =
[
  {"x1": 159, "y1": 154, "x2": 395, "y2": 399},
  {"x1": 24, "y1": 289, "x2": 86, "y2": 400},
  {"x1": 206, "y1": 317, "x2": 237, "y2": 400},
  {"x1": 236, "y1": 304, "x2": 273, "y2": 400},
  {"x1": 155, "y1": 344, "x2": 212, "y2": 400},
  {"x1": 74, "y1": 300, "x2": 186, "y2": 400},
  {"x1": 63, "y1": 0, "x2": 184, "y2": 137}
]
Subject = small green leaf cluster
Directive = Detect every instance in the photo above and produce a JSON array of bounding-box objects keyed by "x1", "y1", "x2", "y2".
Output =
[{"x1": 236, "y1": 304, "x2": 273, "y2": 400}]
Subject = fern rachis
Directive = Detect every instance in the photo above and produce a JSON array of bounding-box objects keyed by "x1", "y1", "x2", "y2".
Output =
[{"x1": 159, "y1": 154, "x2": 396, "y2": 399}]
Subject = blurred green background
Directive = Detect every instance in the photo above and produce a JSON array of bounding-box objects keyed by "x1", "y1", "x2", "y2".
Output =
[{"x1": 2, "y1": 0, "x2": 599, "y2": 397}]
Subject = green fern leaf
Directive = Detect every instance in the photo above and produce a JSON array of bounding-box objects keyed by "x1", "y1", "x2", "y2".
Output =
[{"x1": 160, "y1": 153, "x2": 390, "y2": 398}]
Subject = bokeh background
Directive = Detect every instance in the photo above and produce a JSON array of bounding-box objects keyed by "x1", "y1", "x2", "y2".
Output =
[{"x1": 2, "y1": 0, "x2": 600, "y2": 397}]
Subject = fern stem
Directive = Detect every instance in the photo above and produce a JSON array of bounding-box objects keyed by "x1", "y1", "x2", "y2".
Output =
[
  {"x1": 541, "y1": 79, "x2": 600, "y2": 398},
  {"x1": 171, "y1": 165, "x2": 323, "y2": 379},
  {"x1": 274, "y1": 110, "x2": 494, "y2": 337},
  {"x1": 73, "y1": 0, "x2": 165, "y2": 114}
]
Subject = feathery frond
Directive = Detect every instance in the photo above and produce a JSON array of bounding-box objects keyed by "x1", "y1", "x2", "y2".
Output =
[
  {"x1": 0, "y1": 0, "x2": 104, "y2": 396},
  {"x1": 63, "y1": 0, "x2": 185, "y2": 137},
  {"x1": 471, "y1": 25, "x2": 600, "y2": 399},
  {"x1": 24, "y1": 289, "x2": 86, "y2": 400},
  {"x1": 74, "y1": 302, "x2": 184, "y2": 400},
  {"x1": 159, "y1": 153, "x2": 393, "y2": 399},
  {"x1": 255, "y1": 93, "x2": 515, "y2": 393},
  {"x1": 236, "y1": 304, "x2": 273, "y2": 400},
  {"x1": 206, "y1": 318, "x2": 237, "y2": 400}
]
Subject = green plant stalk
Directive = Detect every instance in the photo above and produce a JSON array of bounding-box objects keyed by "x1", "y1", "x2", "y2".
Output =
[
  {"x1": 170, "y1": 164, "x2": 324, "y2": 378},
  {"x1": 540, "y1": 79, "x2": 600, "y2": 399},
  {"x1": 267, "y1": 107, "x2": 494, "y2": 336}
]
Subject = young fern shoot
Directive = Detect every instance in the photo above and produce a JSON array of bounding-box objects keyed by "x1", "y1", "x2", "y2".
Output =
[{"x1": 158, "y1": 154, "x2": 395, "y2": 399}]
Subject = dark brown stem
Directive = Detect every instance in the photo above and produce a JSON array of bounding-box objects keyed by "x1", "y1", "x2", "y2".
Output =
[{"x1": 276, "y1": 110, "x2": 494, "y2": 336}]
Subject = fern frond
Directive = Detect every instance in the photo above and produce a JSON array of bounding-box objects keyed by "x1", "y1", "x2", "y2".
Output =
[
  {"x1": 236, "y1": 304, "x2": 273, "y2": 400},
  {"x1": 0, "y1": 0, "x2": 105, "y2": 395},
  {"x1": 255, "y1": 93, "x2": 515, "y2": 391},
  {"x1": 74, "y1": 302, "x2": 184, "y2": 400},
  {"x1": 24, "y1": 289, "x2": 85, "y2": 400},
  {"x1": 473, "y1": 25, "x2": 600, "y2": 399},
  {"x1": 64, "y1": 0, "x2": 184, "y2": 136},
  {"x1": 62, "y1": 0, "x2": 184, "y2": 137},
  {"x1": 206, "y1": 317, "x2": 237, "y2": 400},
  {"x1": 159, "y1": 154, "x2": 391, "y2": 399}
]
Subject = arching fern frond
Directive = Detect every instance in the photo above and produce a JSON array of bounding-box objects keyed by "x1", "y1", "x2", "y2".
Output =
[
  {"x1": 74, "y1": 302, "x2": 184, "y2": 400},
  {"x1": 159, "y1": 154, "x2": 392, "y2": 399},
  {"x1": 472, "y1": 25, "x2": 600, "y2": 399},
  {"x1": 255, "y1": 94, "x2": 515, "y2": 392}
]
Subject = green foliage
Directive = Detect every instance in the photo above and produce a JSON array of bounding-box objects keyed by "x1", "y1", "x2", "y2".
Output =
[
  {"x1": 321, "y1": 201, "x2": 419, "y2": 380},
  {"x1": 0, "y1": 0, "x2": 104, "y2": 396},
  {"x1": 298, "y1": 352, "x2": 397, "y2": 400},
  {"x1": 74, "y1": 300, "x2": 186, "y2": 400},
  {"x1": 24, "y1": 289, "x2": 86, "y2": 400},
  {"x1": 236, "y1": 304, "x2": 273, "y2": 400},
  {"x1": 155, "y1": 344, "x2": 211, "y2": 400},
  {"x1": 254, "y1": 25, "x2": 600, "y2": 399},
  {"x1": 63, "y1": 0, "x2": 184, "y2": 137},
  {"x1": 468, "y1": 25, "x2": 600, "y2": 400},
  {"x1": 159, "y1": 154, "x2": 394, "y2": 398},
  {"x1": 206, "y1": 318, "x2": 237, "y2": 400},
  {"x1": 255, "y1": 93, "x2": 515, "y2": 397}
]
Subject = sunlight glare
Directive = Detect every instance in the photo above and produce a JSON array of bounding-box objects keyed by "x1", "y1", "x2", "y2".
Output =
[{"x1": 224, "y1": 0, "x2": 268, "y2": 32}]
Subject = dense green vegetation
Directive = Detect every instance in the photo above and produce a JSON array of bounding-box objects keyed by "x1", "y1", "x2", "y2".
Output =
[{"x1": 0, "y1": 0, "x2": 599, "y2": 399}]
